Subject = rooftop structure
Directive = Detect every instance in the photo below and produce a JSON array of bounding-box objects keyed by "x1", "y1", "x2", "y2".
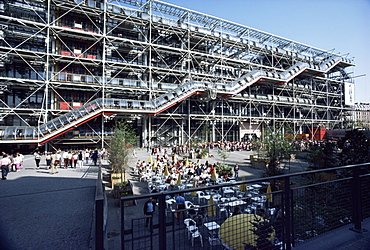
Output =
[{"x1": 0, "y1": 0, "x2": 355, "y2": 151}]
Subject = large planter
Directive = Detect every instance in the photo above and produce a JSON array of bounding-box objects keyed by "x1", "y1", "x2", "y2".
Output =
[
  {"x1": 114, "y1": 182, "x2": 136, "y2": 207},
  {"x1": 111, "y1": 173, "x2": 122, "y2": 187},
  {"x1": 113, "y1": 183, "x2": 131, "y2": 199},
  {"x1": 251, "y1": 160, "x2": 267, "y2": 170}
]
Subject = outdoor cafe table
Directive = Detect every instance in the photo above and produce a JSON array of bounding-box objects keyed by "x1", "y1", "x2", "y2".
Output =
[
  {"x1": 251, "y1": 196, "x2": 266, "y2": 203},
  {"x1": 223, "y1": 189, "x2": 235, "y2": 196},
  {"x1": 204, "y1": 221, "x2": 220, "y2": 231},
  {"x1": 224, "y1": 200, "x2": 247, "y2": 207},
  {"x1": 251, "y1": 184, "x2": 262, "y2": 189},
  {"x1": 204, "y1": 221, "x2": 220, "y2": 237},
  {"x1": 186, "y1": 183, "x2": 194, "y2": 188}
]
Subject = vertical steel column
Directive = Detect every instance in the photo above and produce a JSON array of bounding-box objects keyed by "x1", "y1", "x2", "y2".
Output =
[
  {"x1": 283, "y1": 176, "x2": 292, "y2": 250},
  {"x1": 158, "y1": 193, "x2": 167, "y2": 250},
  {"x1": 121, "y1": 197, "x2": 125, "y2": 250},
  {"x1": 101, "y1": 0, "x2": 108, "y2": 149},
  {"x1": 221, "y1": 99, "x2": 224, "y2": 141},
  {"x1": 188, "y1": 99, "x2": 191, "y2": 144},
  {"x1": 142, "y1": 116, "x2": 147, "y2": 148},
  {"x1": 148, "y1": 116, "x2": 152, "y2": 149},
  {"x1": 350, "y1": 165, "x2": 364, "y2": 233}
]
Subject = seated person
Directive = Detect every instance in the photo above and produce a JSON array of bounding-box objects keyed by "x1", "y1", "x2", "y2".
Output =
[
  {"x1": 232, "y1": 206, "x2": 241, "y2": 216},
  {"x1": 188, "y1": 205, "x2": 197, "y2": 219}
]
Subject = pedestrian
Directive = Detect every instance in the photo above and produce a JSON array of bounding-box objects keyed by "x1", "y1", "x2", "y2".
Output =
[
  {"x1": 1, "y1": 153, "x2": 12, "y2": 180},
  {"x1": 34, "y1": 151, "x2": 41, "y2": 169},
  {"x1": 143, "y1": 197, "x2": 155, "y2": 228},
  {"x1": 84, "y1": 150, "x2": 89, "y2": 164},
  {"x1": 62, "y1": 151, "x2": 68, "y2": 168},
  {"x1": 50, "y1": 151, "x2": 59, "y2": 174},
  {"x1": 175, "y1": 194, "x2": 186, "y2": 223},
  {"x1": 13, "y1": 153, "x2": 23, "y2": 172},
  {"x1": 8, "y1": 153, "x2": 15, "y2": 172},
  {"x1": 234, "y1": 164, "x2": 239, "y2": 179},
  {"x1": 56, "y1": 151, "x2": 62, "y2": 168},
  {"x1": 91, "y1": 150, "x2": 98, "y2": 165},
  {"x1": 67, "y1": 151, "x2": 73, "y2": 168},
  {"x1": 77, "y1": 151, "x2": 83, "y2": 168},
  {"x1": 72, "y1": 152, "x2": 78, "y2": 168},
  {"x1": 45, "y1": 152, "x2": 52, "y2": 169}
]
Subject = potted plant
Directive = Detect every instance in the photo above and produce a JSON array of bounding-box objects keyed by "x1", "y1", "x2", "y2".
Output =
[
  {"x1": 111, "y1": 173, "x2": 122, "y2": 187},
  {"x1": 113, "y1": 181, "x2": 130, "y2": 199},
  {"x1": 216, "y1": 164, "x2": 233, "y2": 177},
  {"x1": 108, "y1": 121, "x2": 136, "y2": 186},
  {"x1": 199, "y1": 148, "x2": 209, "y2": 159}
]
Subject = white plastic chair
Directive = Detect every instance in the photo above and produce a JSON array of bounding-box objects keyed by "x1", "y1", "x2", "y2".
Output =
[
  {"x1": 191, "y1": 229, "x2": 203, "y2": 247},
  {"x1": 184, "y1": 218, "x2": 197, "y2": 238}
]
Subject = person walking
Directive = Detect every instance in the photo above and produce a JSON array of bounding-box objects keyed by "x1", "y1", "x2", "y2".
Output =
[
  {"x1": 234, "y1": 164, "x2": 239, "y2": 179},
  {"x1": 72, "y1": 152, "x2": 78, "y2": 168},
  {"x1": 77, "y1": 151, "x2": 83, "y2": 168},
  {"x1": 13, "y1": 153, "x2": 23, "y2": 172},
  {"x1": 67, "y1": 151, "x2": 73, "y2": 168},
  {"x1": 91, "y1": 150, "x2": 98, "y2": 166},
  {"x1": 143, "y1": 197, "x2": 155, "y2": 228},
  {"x1": 62, "y1": 151, "x2": 68, "y2": 169},
  {"x1": 34, "y1": 151, "x2": 41, "y2": 169},
  {"x1": 56, "y1": 150, "x2": 62, "y2": 168},
  {"x1": 1, "y1": 153, "x2": 12, "y2": 180},
  {"x1": 84, "y1": 150, "x2": 90, "y2": 164},
  {"x1": 50, "y1": 152, "x2": 59, "y2": 174},
  {"x1": 45, "y1": 152, "x2": 52, "y2": 169}
]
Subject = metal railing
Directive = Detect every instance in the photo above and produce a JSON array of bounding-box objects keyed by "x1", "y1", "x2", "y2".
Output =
[
  {"x1": 119, "y1": 163, "x2": 370, "y2": 250},
  {"x1": 93, "y1": 166, "x2": 107, "y2": 250}
]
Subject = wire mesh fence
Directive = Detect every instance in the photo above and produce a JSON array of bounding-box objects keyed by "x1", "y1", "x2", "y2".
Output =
[{"x1": 120, "y1": 163, "x2": 370, "y2": 250}]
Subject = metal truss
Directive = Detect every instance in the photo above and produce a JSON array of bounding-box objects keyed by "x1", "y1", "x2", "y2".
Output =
[{"x1": 0, "y1": 0, "x2": 355, "y2": 149}]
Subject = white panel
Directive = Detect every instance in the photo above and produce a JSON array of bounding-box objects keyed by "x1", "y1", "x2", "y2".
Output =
[{"x1": 344, "y1": 82, "x2": 355, "y2": 106}]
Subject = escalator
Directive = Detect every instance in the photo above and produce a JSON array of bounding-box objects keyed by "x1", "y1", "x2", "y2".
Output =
[{"x1": 0, "y1": 56, "x2": 352, "y2": 144}]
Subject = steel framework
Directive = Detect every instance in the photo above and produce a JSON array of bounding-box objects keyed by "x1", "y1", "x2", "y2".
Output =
[{"x1": 0, "y1": 0, "x2": 355, "y2": 151}]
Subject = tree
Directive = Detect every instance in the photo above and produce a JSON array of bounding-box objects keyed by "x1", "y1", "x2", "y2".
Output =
[
  {"x1": 262, "y1": 127, "x2": 293, "y2": 176},
  {"x1": 339, "y1": 129, "x2": 370, "y2": 165},
  {"x1": 108, "y1": 121, "x2": 136, "y2": 182},
  {"x1": 305, "y1": 142, "x2": 340, "y2": 170},
  {"x1": 201, "y1": 121, "x2": 211, "y2": 143},
  {"x1": 217, "y1": 148, "x2": 230, "y2": 164}
]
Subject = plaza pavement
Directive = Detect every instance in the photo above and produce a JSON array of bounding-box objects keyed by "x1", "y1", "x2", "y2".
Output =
[{"x1": 0, "y1": 154, "x2": 98, "y2": 250}]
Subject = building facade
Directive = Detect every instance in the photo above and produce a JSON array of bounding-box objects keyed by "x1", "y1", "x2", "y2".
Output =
[
  {"x1": 353, "y1": 103, "x2": 370, "y2": 129},
  {"x1": 0, "y1": 0, "x2": 355, "y2": 151}
]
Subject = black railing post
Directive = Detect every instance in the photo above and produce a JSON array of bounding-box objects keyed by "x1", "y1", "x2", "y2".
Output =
[
  {"x1": 95, "y1": 191, "x2": 104, "y2": 250},
  {"x1": 158, "y1": 193, "x2": 167, "y2": 250},
  {"x1": 350, "y1": 165, "x2": 364, "y2": 233},
  {"x1": 283, "y1": 176, "x2": 292, "y2": 250},
  {"x1": 94, "y1": 166, "x2": 105, "y2": 250},
  {"x1": 121, "y1": 198, "x2": 125, "y2": 250}
]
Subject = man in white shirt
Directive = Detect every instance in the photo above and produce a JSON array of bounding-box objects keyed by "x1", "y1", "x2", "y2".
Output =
[
  {"x1": 62, "y1": 151, "x2": 68, "y2": 168},
  {"x1": 1, "y1": 154, "x2": 12, "y2": 180}
]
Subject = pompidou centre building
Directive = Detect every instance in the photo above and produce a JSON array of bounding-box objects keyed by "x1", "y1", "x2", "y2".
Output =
[{"x1": 0, "y1": 0, "x2": 355, "y2": 151}]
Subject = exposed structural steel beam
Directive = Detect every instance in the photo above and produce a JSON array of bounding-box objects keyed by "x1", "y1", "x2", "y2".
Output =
[
  {"x1": 0, "y1": 0, "x2": 355, "y2": 149},
  {"x1": 0, "y1": 55, "x2": 351, "y2": 144}
]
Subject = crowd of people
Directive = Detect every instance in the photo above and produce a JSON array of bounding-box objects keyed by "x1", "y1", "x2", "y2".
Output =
[
  {"x1": 1, "y1": 152, "x2": 25, "y2": 180},
  {"x1": 0, "y1": 148, "x2": 107, "y2": 178}
]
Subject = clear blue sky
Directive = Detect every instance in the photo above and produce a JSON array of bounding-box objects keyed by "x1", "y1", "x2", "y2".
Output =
[{"x1": 163, "y1": 0, "x2": 370, "y2": 103}]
